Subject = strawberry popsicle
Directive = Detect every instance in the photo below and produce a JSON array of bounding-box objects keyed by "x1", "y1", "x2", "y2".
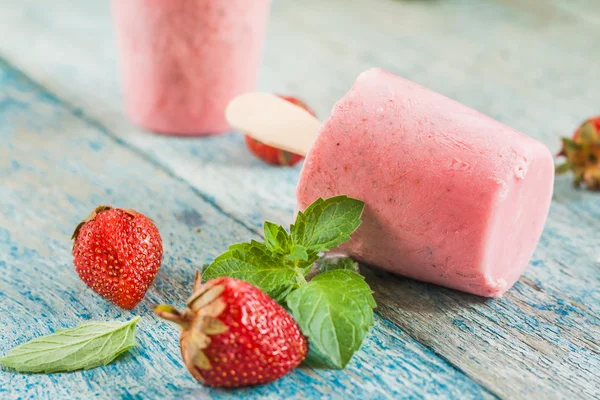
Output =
[
  {"x1": 297, "y1": 69, "x2": 554, "y2": 297},
  {"x1": 112, "y1": 0, "x2": 271, "y2": 135}
]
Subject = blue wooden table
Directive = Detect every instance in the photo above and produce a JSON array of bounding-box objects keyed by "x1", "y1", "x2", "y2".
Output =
[{"x1": 1, "y1": 1, "x2": 599, "y2": 398}]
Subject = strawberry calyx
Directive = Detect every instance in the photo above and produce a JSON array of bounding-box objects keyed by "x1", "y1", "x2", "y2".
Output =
[
  {"x1": 71, "y1": 206, "x2": 140, "y2": 241},
  {"x1": 556, "y1": 117, "x2": 600, "y2": 190},
  {"x1": 71, "y1": 205, "x2": 113, "y2": 241},
  {"x1": 154, "y1": 272, "x2": 229, "y2": 382}
]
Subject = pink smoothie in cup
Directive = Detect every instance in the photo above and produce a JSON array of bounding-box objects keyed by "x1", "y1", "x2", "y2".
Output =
[{"x1": 112, "y1": 0, "x2": 271, "y2": 135}]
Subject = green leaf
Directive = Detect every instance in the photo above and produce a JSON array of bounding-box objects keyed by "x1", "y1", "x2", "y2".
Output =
[
  {"x1": 561, "y1": 137, "x2": 580, "y2": 152},
  {"x1": 317, "y1": 256, "x2": 359, "y2": 273},
  {"x1": 265, "y1": 224, "x2": 317, "y2": 276},
  {"x1": 203, "y1": 241, "x2": 296, "y2": 300},
  {"x1": 291, "y1": 196, "x2": 365, "y2": 254},
  {"x1": 284, "y1": 244, "x2": 309, "y2": 263},
  {"x1": 286, "y1": 270, "x2": 376, "y2": 369},
  {"x1": 555, "y1": 162, "x2": 571, "y2": 175},
  {"x1": 270, "y1": 284, "x2": 298, "y2": 304},
  {"x1": 284, "y1": 244, "x2": 321, "y2": 277},
  {"x1": 200, "y1": 263, "x2": 211, "y2": 273},
  {"x1": 303, "y1": 346, "x2": 339, "y2": 369},
  {"x1": 264, "y1": 221, "x2": 291, "y2": 254},
  {"x1": 0, "y1": 317, "x2": 140, "y2": 373}
]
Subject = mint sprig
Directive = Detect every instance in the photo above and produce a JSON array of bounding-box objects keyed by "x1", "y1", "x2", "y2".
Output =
[
  {"x1": 0, "y1": 317, "x2": 140, "y2": 373},
  {"x1": 203, "y1": 195, "x2": 375, "y2": 368},
  {"x1": 263, "y1": 221, "x2": 291, "y2": 254},
  {"x1": 204, "y1": 240, "x2": 297, "y2": 302}
]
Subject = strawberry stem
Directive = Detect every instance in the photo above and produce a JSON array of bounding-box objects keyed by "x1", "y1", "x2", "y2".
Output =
[
  {"x1": 154, "y1": 305, "x2": 190, "y2": 328},
  {"x1": 293, "y1": 264, "x2": 308, "y2": 286}
]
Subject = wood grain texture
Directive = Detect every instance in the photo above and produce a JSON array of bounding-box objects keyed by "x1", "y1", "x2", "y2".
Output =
[
  {"x1": 0, "y1": 0, "x2": 598, "y2": 398},
  {"x1": 0, "y1": 63, "x2": 495, "y2": 399},
  {"x1": 0, "y1": 0, "x2": 598, "y2": 228}
]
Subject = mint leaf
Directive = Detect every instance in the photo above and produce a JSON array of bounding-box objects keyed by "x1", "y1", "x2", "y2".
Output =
[
  {"x1": 264, "y1": 221, "x2": 291, "y2": 254},
  {"x1": 284, "y1": 244, "x2": 323, "y2": 278},
  {"x1": 270, "y1": 284, "x2": 297, "y2": 304},
  {"x1": 317, "y1": 256, "x2": 359, "y2": 273},
  {"x1": 265, "y1": 224, "x2": 317, "y2": 275},
  {"x1": 284, "y1": 244, "x2": 309, "y2": 263},
  {"x1": 203, "y1": 241, "x2": 296, "y2": 301},
  {"x1": 303, "y1": 345, "x2": 338, "y2": 369},
  {"x1": 203, "y1": 197, "x2": 365, "y2": 311},
  {"x1": 0, "y1": 317, "x2": 140, "y2": 373},
  {"x1": 291, "y1": 196, "x2": 364, "y2": 254},
  {"x1": 286, "y1": 270, "x2": 376, "y2": 368}
]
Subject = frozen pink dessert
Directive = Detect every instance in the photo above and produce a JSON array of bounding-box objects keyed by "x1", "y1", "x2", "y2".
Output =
[
  {"x1": 297, "y1": 69, "x2": 554, "y2": 297},
  {"x1": 112, "y1": 0, "x2": 271, "y2": 135}
]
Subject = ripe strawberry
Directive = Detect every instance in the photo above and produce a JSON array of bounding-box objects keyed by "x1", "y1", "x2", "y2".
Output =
[
  {"x1": 557, "y1": 116, "x2": 600, "y2": 190},
  {"x1": 72, "y1": 206, "x2": 163, "y2": 309},
  {"x1": 155, "y1": 273, "x2": 308, "y2": 388},
  {"x1": 244, "y1": 95, "x2": 315, "y2": 166}
]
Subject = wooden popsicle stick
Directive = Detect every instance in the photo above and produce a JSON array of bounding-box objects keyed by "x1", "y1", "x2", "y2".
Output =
[{"x1": 225, "y1": 92, "x2": 321, "y2": 156}]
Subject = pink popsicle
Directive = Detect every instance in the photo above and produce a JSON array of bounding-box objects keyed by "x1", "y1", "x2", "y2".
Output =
[
  {"x1": 297, "y1": 69, "x2": 554, "y2": 297},
  {"x1": 112, "y1": 0, "x2": 271, "y2": 135}
]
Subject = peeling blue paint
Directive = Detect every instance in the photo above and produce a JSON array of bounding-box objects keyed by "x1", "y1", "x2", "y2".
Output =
[
  {"x1": 1, "y1": 3, "x2": 599, "y2": 397},
  {"x1": 453, "y1": 319, "x2": 472, "y2": 332},
  {"x1": 89, "y1": 141, "x2": 103, "y2": 152},
  {"x1": 0, "y1": 60, "x2": 496, "y2": 399}
]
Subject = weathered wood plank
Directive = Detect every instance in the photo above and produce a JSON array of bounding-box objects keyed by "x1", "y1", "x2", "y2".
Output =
[
  {"x1": 0, "y1": 0, "x2": 597, "y2": 227},
  {"x1": 0, "y1": 0, "x2": 598, "y2": 398},
  {"x1": 0, "y1": 61, "x2": 496, "y2": 399}
]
